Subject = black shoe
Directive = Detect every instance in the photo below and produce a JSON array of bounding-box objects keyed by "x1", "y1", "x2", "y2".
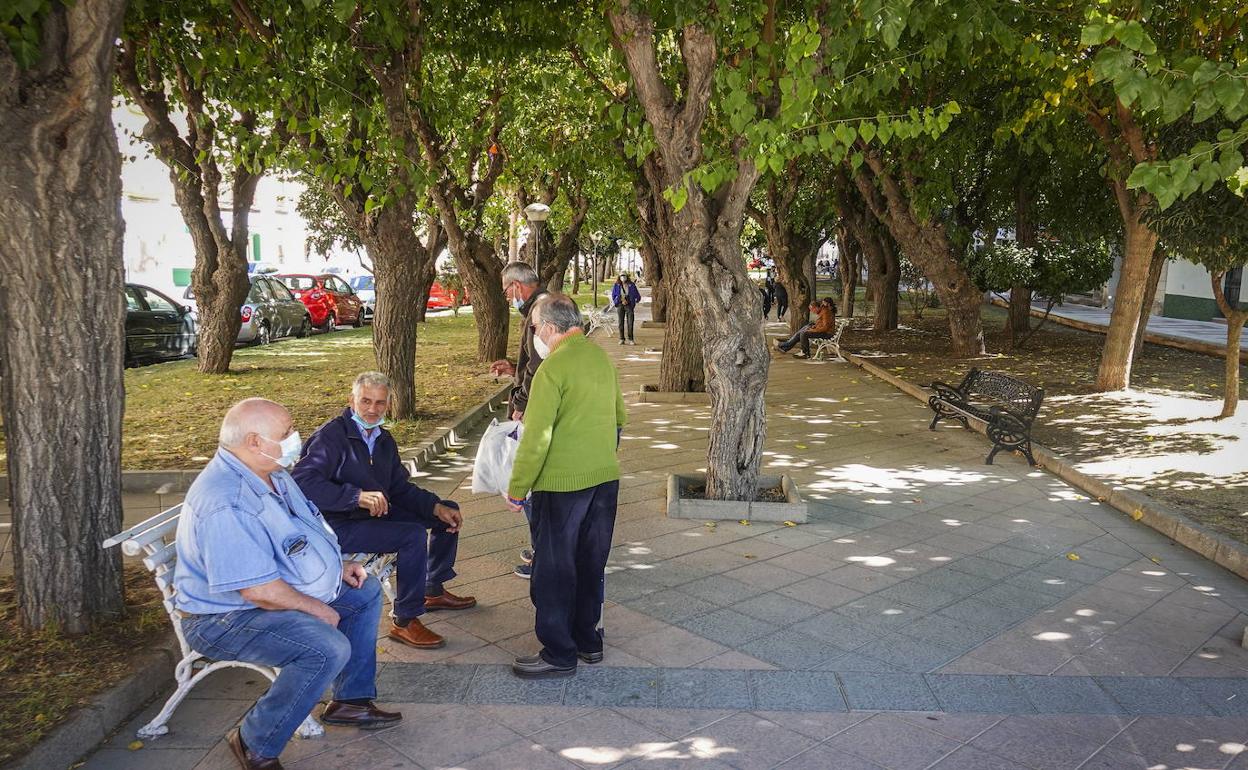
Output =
[
  {"x1": 512, "y1": 654, "x2": 576, "y2": 679},
  {"x1": 513, "y1": 563, "x2": 532, "y2": 579},
  {"x1": 578, "y1": 650, "x2": 604, "y2": 664}
]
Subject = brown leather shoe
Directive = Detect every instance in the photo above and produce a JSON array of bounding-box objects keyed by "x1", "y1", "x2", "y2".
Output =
[
  {"x1": 424, "y1": 589, "x2": 477, "y2": 611},
  {"x1": 388, "y1": 618, "x2": 445, "y2": 648},
  {"x1": 321, "y1": 700, "x2": 403, "y2": 729},
  {"x1": 226, "y1": 727, "x2": 284, "y2": 769}
]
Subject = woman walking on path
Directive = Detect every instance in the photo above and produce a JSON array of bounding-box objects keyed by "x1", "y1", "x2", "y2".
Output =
[{"x1": 611, "y1": 273, "x2": 641, "y2": 345}]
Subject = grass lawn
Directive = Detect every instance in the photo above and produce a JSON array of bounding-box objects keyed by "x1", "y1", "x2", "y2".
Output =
[
  {"x1": 0, "y1": 565, "x2": 167, "y2": 766},
  {"x1": 838, "y1": 300, "x2": 1248, "y2": 544},
  {"x1": 0, "y1": 314, "x2": 521, "y2": 473}
]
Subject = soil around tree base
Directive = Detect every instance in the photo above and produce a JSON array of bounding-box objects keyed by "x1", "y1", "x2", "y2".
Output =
[{"x1": 684, "y1": 483, "x2": 787, "y2": 502}]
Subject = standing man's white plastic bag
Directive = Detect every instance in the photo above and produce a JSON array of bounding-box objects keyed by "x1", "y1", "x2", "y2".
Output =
[{"x1": 471, "y1": 418, "x2": 524, "y2": 495}]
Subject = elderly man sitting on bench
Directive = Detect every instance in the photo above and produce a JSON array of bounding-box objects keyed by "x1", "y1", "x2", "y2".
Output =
[{"x1": 173, "y1": 398, "x2": 399, "y2": 770}]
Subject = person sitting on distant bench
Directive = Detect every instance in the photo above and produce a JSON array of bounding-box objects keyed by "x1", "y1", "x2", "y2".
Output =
[{"x1": 774, "y1": 298, "x2": 837, "y2": 358}]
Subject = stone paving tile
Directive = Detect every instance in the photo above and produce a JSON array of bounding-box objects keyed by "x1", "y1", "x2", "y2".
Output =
[
  {"x1": 730, "y1": 591, "x2": 824, "y2": 626},
  {"x1": 1011, "y1": 674, "x2": 1126, "y2": 714},
  {"x1": 614, "y1": 625, "x2": 730, "y2": 667},
  {"x1": 1179, "y1": 677, "x2": 1248, "y2": 717},
  {"x1": 1096, "y1": 675, "x2": 1215, "y2": 715},
  {"x1": 855, "y1": 633, "x2": 964, "y2": 673},
  {"x1": 443, "y1": 740, "x2": 582, "y2": 770},
  {"x1": 837, "y1": 671, "x2": 941, "y2": 711},
  {"x1": 820, "y1": 563, "x2": 906, "y2": 593},
  {"x1": 676, "y1": 711, "x2": 817, "y2": 770},
  {"x1": 1053, "y1": 635, "x2": 1192, "y2": 676},
  {"x1": 749, "y1": 671, "x2": 847, "y2": 712},
  {"x1": 774, "y1": 575, "x2": 867, "y2": 610},
  {"x1": 870, "y1": 580, "x2": 962, "y2": 611},
  {"x1": 721, "y1": 561, "x2": 807, "y2": 592},
  {"x1": 946, "y1": 554, "x2": 1022, "y2": 581},
  {"x1": 463, "y1": 665, "x2": 568, "y2": 706},
  {"x1": 625, "y1": 589, "x2": 719, "y2": 623},
  {"x1": 893, "y1": 713, "x2": 1003, "y2": 742},
  {"x1": 677, "y1": 608, "x2": 778, "y2": 647},
  {"x1": 823, "y1": 714, "x2": 962, "y2": 770},
  {"x1": 1106, "y1": 716, "x2": 1248, "y2": 770},
  {"x1": 86, "y1": 748, "x2": 207, "y2": 770},
  {"x1": 379, "y1": 703, "x2": 522, "y2": 768},
  {"x1": 925, "y1": 674, "x2": 1036, "y2": 713},
  {"x1": 564, "y1": 666, "x2": 660, "y2": 708},
  {"x1": 753, "y1": 710, "x2": 871, "y2": 740},
  {"x1": 773, "y1": 745, "x2": 888, "y2": 769},
  {"x1": 473, "y1": 705, "x2": 596, "y2": 737},
  {"x1": 790, "y1": 612, "x2": 882, "y2": 651},
  {"x1": 658, "y1": 668, "x2": 753, "y2": 710},
  {"x1": 831, "y1": 594, "x2": 928, "y2": 631},
  {"x1": 1078, "y1": 745, "x2": 1154, "y2": 769},
  {"x1": 528, "y1": 709, "x2": 673, "y2": 770},
  {"x1": 679, "y1": 575, "x2": 767, "y2": 606},
  {"x1": 618, "y1": 708, "x2": 738, "y2": 740},
  {"x1": 897, "y1": 613, "x2": 1000, "y2": 649},
  {"x1": 737, "y1": 627, "x2": 844, "y2": 669},
  {"x1": 924, "y1": 744, "x2": 1032, "y2": 770}
]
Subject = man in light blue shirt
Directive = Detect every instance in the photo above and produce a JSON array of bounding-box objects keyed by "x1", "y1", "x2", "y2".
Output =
[{"x1": 174, "y1": 398, "x2": 401, "y2": 770}]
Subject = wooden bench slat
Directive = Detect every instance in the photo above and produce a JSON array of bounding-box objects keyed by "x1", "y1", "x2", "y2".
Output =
[
  {"x1": 121, "y1": 518, "x2": 181, "y2": 557},
  {"x1": 102, "y1": 504, "x2": 183, "y2": 551},
  {"x1": 142, "y1": 541, "x2": 178, "y2": 573}
]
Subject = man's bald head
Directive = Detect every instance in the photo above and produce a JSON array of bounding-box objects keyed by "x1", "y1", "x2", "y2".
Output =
[{"x1": 219, "y1": 398, "x2": 291, "y2": 448}]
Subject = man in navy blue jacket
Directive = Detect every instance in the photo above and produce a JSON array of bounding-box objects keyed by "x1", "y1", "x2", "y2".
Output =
[{"x1": 293, "y1": 372, "x2": 476, "y2": 649}]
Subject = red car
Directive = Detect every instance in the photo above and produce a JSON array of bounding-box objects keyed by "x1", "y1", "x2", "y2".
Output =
[
  {"x1": 427, "y1": 281, "x2": 465, "y2": 310},
  {"x1": 273, "y1": 273, "x2": 365, "y2": 330}
]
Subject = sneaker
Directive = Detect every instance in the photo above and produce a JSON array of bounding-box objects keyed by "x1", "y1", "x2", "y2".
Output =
[
  {"x1": 514, "y1": 563, "x2": 532, "y2": 579},
  {"x1": 626, "y1": 340, "x2": 636, "y2": 346},
  {"x1": 618, "y1": 339, "x2": 626, "y2": 345},
  {"x1": 772, "y1": 340, "x2": 786, "y2": 353},
  {"x1": 521, "y1": 548, "x2": 534, "y2": 565},
  {"x1": 794, "y1": 352, "x2": 809, "y2": 359}
]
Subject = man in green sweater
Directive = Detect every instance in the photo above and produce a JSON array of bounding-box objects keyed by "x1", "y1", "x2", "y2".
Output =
[{"x1": 505, "y1": 293, "x2": 627, "y2": 678}]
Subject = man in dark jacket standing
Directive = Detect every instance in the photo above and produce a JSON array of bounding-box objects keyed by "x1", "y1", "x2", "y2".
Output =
[
  {"x1": 489, "y1": 261, "x2": 546, "y2": 578},
  {"x1": 293, "y1": 372, "x2": 476, "y2": 650}
]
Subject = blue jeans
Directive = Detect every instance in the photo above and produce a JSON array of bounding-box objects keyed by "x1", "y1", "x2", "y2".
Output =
[
  {"x1": 181, "y1": 578, "x2": 382, "y2": 759},
  {"x1": 328, "y1": 507, "x2": 458, "y2": 620}
]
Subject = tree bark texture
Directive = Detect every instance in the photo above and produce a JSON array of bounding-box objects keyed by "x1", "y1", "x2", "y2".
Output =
[
  {"x1": 0, "y1": 0, "x2": 127, "y2": 632},
  {"x1": 610, "y1": 7, "x2": 767, "y2": 501},
  {"x1": 116, "y1": 35, "x2": 260, "y2": 374},
  {"x1": 1008, "y1": 173, "x2": 1037, "y2": 343},
  {"x1": 1132, "y1": 245, "x2": 1167, "y2": 361},
  {"x1": 834, "y1": 171, "x2": 897, "y2": 331},
  {"x1": 836, "y1": 229, "x2": 859, "y2": 319},
  {"x1": 854, "y1": 155, "x2": 986, "y2": 356},
  {"x1": 1087, "y1": 100, "x2": 1161, "y2": 392},
  {"x1": 1211, "y1": 272, "x2": 1246, "y2": 419},
  {"x1": 633, "y1": 159, "x2": 669, "y2": 323},
  {"x1": 753, "y1": 171, "x2": 819, "y2": 336}
]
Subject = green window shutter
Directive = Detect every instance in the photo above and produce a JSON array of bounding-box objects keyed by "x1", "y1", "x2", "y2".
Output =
[
  {"x1": 171, "y1": 268, "x2": 193, "y2": 287},
  {"x1": 251, "y1": 233, "x2": 262, "y2": 262}
]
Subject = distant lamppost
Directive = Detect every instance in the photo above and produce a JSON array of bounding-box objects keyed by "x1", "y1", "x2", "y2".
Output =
[
  {"x1": 590, "y1": 230, "x2": 603, "y2": 308},
  {"x1": 523, "y1": 202, "x2": 551, "y2": 278}
]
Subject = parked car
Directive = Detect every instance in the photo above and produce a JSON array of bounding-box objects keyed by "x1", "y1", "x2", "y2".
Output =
[
  {"x1": 125, "y1": 283, "x2": 197, "y2": 366},
  {"x1": 348, "y1": 274, "x2": 375, "y2": 322},
  {"x1": 182, "y1": 275, "x2": 311, "y2": 345},
  {"x1": 273, "y1": 273, "x2": 365, "y2": 330},
  {"x1": 427, "y1": 281, "x2": 470, "y2": 311}
]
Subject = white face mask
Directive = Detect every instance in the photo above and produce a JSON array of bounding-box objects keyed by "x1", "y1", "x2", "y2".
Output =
[
  {"x1": 532, "y1": 322, "x2": 551, "y2": 359},
  {"x1": 260, "y1": 431, "x2": 302, "y2": 469},
  {"x1": 512, "y1": 297, "x2": 524, "y2": 311}
]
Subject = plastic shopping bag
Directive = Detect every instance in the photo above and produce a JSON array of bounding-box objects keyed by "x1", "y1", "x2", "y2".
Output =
[{"x1": 471, "y1": 418, "x2": 523, "y2": 495}]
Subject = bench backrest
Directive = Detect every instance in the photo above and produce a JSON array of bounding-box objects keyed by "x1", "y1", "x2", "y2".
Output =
[
  {"x1": 102, "y1": 504, "x2": 184, "y2": 621},
  {"x1": 959, "y1": 368, "x2": 1044, "y2": 422}
]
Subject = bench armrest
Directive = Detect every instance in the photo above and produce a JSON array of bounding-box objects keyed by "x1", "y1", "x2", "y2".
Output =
[
  {"x1": 988, "y1": 405, "x2": 1032, "y2": 431},
  {"x1": 929, "y1": 381, "x2": 965, "y2": 401}
]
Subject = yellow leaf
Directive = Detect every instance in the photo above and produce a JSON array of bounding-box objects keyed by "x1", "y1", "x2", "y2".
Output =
[
  {"x1": 795, "y1": 444, "x2": 807, "y2": 449},
  {"x1": 1131, "y1": 509, "x2": 1144, "y2": 521},
  {"x1": 738, "y1": 519, "x2": 751, "y2": 526},
  {"x1": 704, "y1": 522, "x2": 717, "y2": 529},
  {"x1": 783, "y1": 520, "x2": 797, "y2": 527},
  {"x1": 127, "y1": 741, "x2": 144, "y2": 751},
  {"x1": 1149, "y1": 556, "x2": 1161, "y2": 564},
  {"x1": 743, "y1": 553, "x2": 756, "y2": 559},
  {"x1": 1066, "y1": 552, "x2": 1080, "y2": 560}
]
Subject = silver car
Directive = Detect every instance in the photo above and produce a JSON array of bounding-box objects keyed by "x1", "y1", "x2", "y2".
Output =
[{"x1": 182, "y1": 275, "x2": 312, "y2": 345}]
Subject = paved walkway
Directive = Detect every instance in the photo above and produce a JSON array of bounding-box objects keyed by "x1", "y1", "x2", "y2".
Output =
[
  {"x1": 78, "y1": 312, "x2": 1248, "y2": 770},
  {"x1": 1022, "y1": 298, "x2": 1246, "y2": 354}
]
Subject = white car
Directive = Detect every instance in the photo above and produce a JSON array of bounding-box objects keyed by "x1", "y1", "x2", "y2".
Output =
[{"x1": 349, "y1": 275, "x2": 376, "y2": 322}]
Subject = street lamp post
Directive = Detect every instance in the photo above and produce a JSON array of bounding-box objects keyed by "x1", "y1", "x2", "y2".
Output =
[{"x1": 523, "y1": 202, "x2": 551, "y2": 280}]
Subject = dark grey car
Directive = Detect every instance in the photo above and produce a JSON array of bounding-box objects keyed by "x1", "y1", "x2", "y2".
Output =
[{"x1": 182, "y1": 275, "x2": 311, "y2": 345}]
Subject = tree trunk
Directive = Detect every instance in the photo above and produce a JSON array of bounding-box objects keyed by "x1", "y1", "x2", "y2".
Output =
[
  {"x1": 571, "y1": 250, "x2": 581, "y2": 294},
  {"x1": 853, "y1": 157, "x2": 985, "y2": 356},
  {"x1": 1095, "y1": 212, "x2": 1159, "y2": 391},
  {"x1": 836, "y1": 230, "x2": 859, "y2": 318},
  {"x1": 610, "y1": 8, "x2": 766, "y2": 500},
  {"x1": 450, "y1": 236, "x2": 509, "y2": 362},
  {"x1": 364, "y1": 206, "x2": 430, "y2": 418},
  {"x1": 657, "y1": 283, "x2": 705, "y2": 391},
  {"x1": 0, "y1": 0, "x2": 127, "y2": 633},
  {"x1": 1007, "y1": 173, "x2": 1036, "y2": 344},
  {"x1": 1211, "y1": 271, "x2": 1246, "y2": 419},
  {"x1": 870, "y1": 261, "x2": 901, "y2": 331},
  {"x1": 414, "y1": 247, "x2": 436, "y2": 323},
  {"x1": 1132, "y1": 245, "x2": 1167, "y2": 361}
]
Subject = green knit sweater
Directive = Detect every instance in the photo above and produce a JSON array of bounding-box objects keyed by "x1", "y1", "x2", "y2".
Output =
[{"x1": 507, "y1": 332, "x2": 627, "y2": 497}]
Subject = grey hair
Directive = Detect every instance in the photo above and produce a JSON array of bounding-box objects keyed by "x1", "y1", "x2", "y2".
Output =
[
  {"x1": 533, "y1": 292, "x2": 583, "y2": 333},
  {"x1": 219, "y1": 397, "x2": 286, "y2": 448},
  {"x1": 352, "y1": 371, "x2": 391, "y2": 396},
  {"x1": 501, "y1": 261, "x2": 539, "y2": 287}
]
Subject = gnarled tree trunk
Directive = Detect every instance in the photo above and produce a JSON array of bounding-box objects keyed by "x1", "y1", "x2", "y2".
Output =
[
  {"x1": 854, "y1": 154, "x2": 986, "y2": 356},
  {"x1": 1008, "y1": 173, "x2": 1036, "y2": 344},
  {"x1": 836, "y1": 229, "x2": 859, "y2": 319},
  {"x1": 611, "y1": 8, "x2": 767, "y2": 500},
  {"x1": 1095, "y1": 210, "x2": 1159, "y2": 390},
  {"x1": 0, "y1": 0, "x2": 127, "y2": 633},
  {"x1": 834, "y1": 171, "x2": 898, "y2": 331},
  {"x1": 753, "y1": 170, "x2": 820, "y2": 336},
  {"x1": 1132, "y1": 244, "x2": 1167, "y2": 361}
]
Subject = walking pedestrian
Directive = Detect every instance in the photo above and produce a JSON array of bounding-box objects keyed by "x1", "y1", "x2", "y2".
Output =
[{"x1": 611, "y1": 273, "x2": 641, "y2": 345}]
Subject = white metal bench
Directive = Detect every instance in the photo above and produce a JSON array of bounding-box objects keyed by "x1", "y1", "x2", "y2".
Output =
[
  {"x1": 810, "y1": 319, "x2": 850, "y2": 361},
  {"x1": 102, "y1": 505, "x2": 396, "y2": 740},
  {"x1": 582, "y1": 303, "x2": 618, "y2": 337}
]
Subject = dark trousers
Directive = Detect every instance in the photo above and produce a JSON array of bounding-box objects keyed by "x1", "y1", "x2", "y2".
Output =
[
  {"x1": 776, "y1": 297, "x2": 788, "y2": 319},
  {"x1": 778, "y1": 325, "x2": 832, "y2": 355},
  {"x1": 617, "y1": 304, "x2": 635, "y2": 340},
  {"x1": 529, "y1": 480, "x2": 618, "y2": 668},
  {"x1": 329, "y1": 509, "x2": 458, "y2": 621}
]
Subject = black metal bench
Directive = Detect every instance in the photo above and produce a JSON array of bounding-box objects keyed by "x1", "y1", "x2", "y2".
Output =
[{"x1": 927, "y1": 368, "x2": 1043, "y2": 465}]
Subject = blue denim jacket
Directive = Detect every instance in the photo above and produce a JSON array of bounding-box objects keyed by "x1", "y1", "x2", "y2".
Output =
[{"x1": 173, "y1": 449, "x2": 343, "y2": 615}]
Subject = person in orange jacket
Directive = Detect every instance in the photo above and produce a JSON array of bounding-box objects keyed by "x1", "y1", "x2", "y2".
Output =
[{"x1": 774, "y1": 298, "x2": 837, "y2": 358}]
